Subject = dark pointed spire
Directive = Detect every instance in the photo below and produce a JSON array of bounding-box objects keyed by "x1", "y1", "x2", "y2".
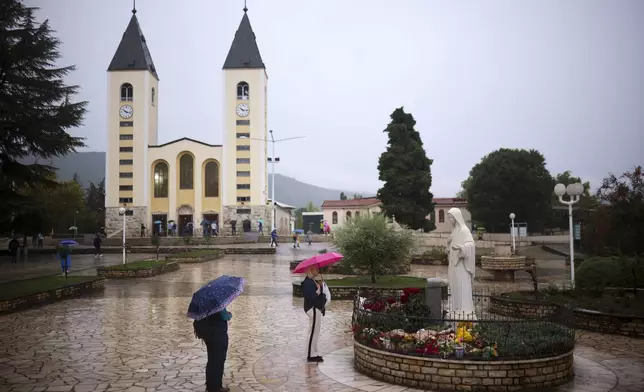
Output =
[
  {"x1": 243, "y1": 0, "x2": 248, "y2": 13},
  {"x1": 108, "y1": 8, "x2": 159, "y2": 79},
  {"x1": 132, "y1": 0, "x2": 137, "y2": 14},
  {"x1": 222, "y1": 8, "x2": 265, "y2": 70}
]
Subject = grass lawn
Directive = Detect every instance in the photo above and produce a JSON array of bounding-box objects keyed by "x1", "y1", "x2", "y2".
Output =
[
  {"x1": 325, "y1": 275, "x2": 426, "y2": 288},
  {"x1": 0, "y1": 275, "x2": 100, "y2": 301},
  {"x1": 103, "y1": 260, "x2": 169, "y2": 271},
  {"x1": 505, "y1": 290, "x2": 644, "y2": 316},
  {"x1": 168, "y1": 249, "x2": 224, "y2": 259}
]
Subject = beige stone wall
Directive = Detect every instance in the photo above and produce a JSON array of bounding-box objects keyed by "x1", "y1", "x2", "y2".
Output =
[
  {"x1": 354, "y1": 341, "x2": 574, "y2": 391},
  {"x1": 105, "y1": 206, "x2": 148, "y2": 237}
]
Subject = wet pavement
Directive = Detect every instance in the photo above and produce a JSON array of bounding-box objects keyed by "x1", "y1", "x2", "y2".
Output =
[{"x1": 0, "y1": 244, "x2": 643, "y2": 391}]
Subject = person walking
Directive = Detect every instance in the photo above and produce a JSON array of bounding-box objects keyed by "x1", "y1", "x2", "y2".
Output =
[
  {"x1": 57, "y1": 246, "x2": 71, "y2": 276},
  {"x1": 8, "y1": 237, "x2": 19, "y2": 264},
  {"x1": 292, "y1": 231, "x2": 300, "y2": 249},
  {"x1": 93, "y1": 233, "x2": 103, "y2": 259},
  {"x1": 305, "y1": 230, "x2": 313, "y2": 246},
  {"x1": 258, "y1": 220, "x2": 263, "y2": 235},
  {"x1": 37, "y1": 233, "x2": 44, "y2": 248},
  {"x1": 302, "y1": 265, "x2": 327, "y2": 362},
  {"x1": 270, "y1": 228, "x2": 278, "y2": 247},
  {"x1": 193, "y1": 309, "x2": 232, "y2": 392},
  {"x1": 140, "y1": 223, "x2": 146, "y2": 237}
]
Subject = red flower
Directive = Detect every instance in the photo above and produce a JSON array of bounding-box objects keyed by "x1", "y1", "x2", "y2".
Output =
[
  {"x1": 400, "y1": 294, "x2": 409, "y2": 304},
  {"x1": 386, "y1": 297, "x2": 396, "y2": 304},
  {"x1": 403, "y1": 288, "x2": 421, "y2": 295}
]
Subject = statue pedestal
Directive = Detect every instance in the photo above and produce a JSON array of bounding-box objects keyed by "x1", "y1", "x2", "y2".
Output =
[{"x1": 425, "y1": 278, "x2": 447, "y2": 319}]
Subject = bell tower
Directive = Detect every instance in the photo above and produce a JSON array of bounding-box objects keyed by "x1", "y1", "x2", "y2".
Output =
[
  {"x1": 104, "y1": 4, "x2": 159, "y2": 235},
  {"x1": 222, "y1": 6, "x2": 269, "y2": 229}
]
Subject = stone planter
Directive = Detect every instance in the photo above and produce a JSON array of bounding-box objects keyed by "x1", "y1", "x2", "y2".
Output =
[
  {"x1": 0, "y1": 278, "x2": 105, "y2": 315},
  {"x1": 354, "y1": 341, "x2": 574, "y2": 391},
  {"x1": 490, "y1": 294, "x2": 644, "y2": 338},
  {"x1": 97, "y1": 262, "x2": 180, "y2": 278},
  {"x1": 165, "y1": 252, "x2": 225, "y2": 263}
]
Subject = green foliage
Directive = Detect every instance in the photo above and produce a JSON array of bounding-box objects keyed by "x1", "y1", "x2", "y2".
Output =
[
  {"x1": 0, "y1": 1, "x2": 87, "y2": 226},
  {"x1": 377, "y1": 107, "x2": 435, "y2": 231},
  {"x1": 584, "y1": 166, "x2": 644, "y2": 256},
  {"x1": 575, "y1": 255, "x2": 644, "y2": 289},
  {"x1": 547, "y1": 171, "x2": 597, "y2": 229},
  {"x1": 0, "y1": 276, "x2": 99, "y2": 301},
  {"x1": 340, "y1": 192, "x2": 348, "y2": 200},
  {"x1": 103, "y1": 260, "x2": 169, "y2": 271},
  {"x1": 419, "y1": 247, "x2": 448, "y2": 262},
  {"x1": 333, "y1": 213, "x2": 415, "y2": 283},
  {"x1": 325, "y1": 276, "x2": 426, "y2": 288},
  {"x1": 294, "y1": 201, "x2": 320, "y2": 229},
  {"x1": 150, "y1": 235, "x2": 161, "y2": 260},
  {"x1": 464, "y1": 148, "x2": 552, "y2": 232}
]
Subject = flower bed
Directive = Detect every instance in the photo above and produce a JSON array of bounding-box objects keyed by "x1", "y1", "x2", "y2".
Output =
[
  {"x1": 0, "y1": 277, "x2": 105, "y2": 315},
  {"x1": 165, "y1": 249, "x2": 225, "y2": 263},
  {"x1": 491, "y1": 291, "x2": 644, "y2": 338},
  {"x1": 97, "y1": 260, "x2": 180, "y2": 278},
  {"x1": 352, "y1": 289, "x2": 575, "y2": 390}
]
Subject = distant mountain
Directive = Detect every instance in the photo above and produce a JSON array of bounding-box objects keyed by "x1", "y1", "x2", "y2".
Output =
[{"x1": 25, "y1": 151, "x2": 370, "y2": 208}]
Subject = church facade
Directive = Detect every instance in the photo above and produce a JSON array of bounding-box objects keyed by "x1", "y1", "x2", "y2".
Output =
[{"x1": 104, "y1": 6, "x2": 283, "y2": 236}]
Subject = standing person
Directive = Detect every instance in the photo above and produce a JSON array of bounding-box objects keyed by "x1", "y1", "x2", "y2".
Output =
[
  {"x1": 57, "y1": 245, "x2": 71, "y2": 275},
  {"x1": 93, "y1": 233, "x2": 103, "y2": 259},
  {"x1": 270, "y1": 228, "x2": 278, "y2": 247},
  {"x1": 319, "y1": 221, "x2": 324, "y2": 235},
  {"x1": 292, "y1": 232, "x2": 300, "y2": 249},
  {"x1": 8, "y1": 237, "x2": 19, "y2": 264},
  {"x1": 302, "y1": 265, "x2": 326, "y2": 362},
  {"x1": 211, "y1": 221, "x2": 218, "y2": 236},
  {"x1": 230, "y1": 220, "x2": 237, "y2": 236},
  {"x1": 140, "y1": 223, "x2": 146, "y2": 237},
  {"x1": 258, "y1": 220, "x2": 263, "y2": 235},
  {"x1": 37, "y1": 233, "x2": 44, "y2": 248},
  {"x1": 305, "y1": 229, "x2": 313, "y2": 246},
  {"x1": 193, "y1": 309, "x2": 232, "y2": 392}
]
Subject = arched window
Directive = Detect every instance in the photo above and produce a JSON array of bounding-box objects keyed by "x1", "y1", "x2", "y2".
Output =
[
  {"x1": 346, "y1": 211, "x2": 352, "y2": 221},
  {"x1": 153, "y1": 162, "x2": 168, "y2": 198},
  {"x1": 204, "y1": 161, "x2": 219, "y2": 197},
  {"x1": 151, "y1": 87, "x2": 155, "y2": 106},
  {"x1": 179, "y1": 154, "x2": 194, "y2": 189},
  {"x1": 332, "y1": 211, "x2": 338, "y2": 224},
  {"x1": 120, "y1": 83, "x2": 133, "y2": 101},
  {"x1": 438, "y1": 209, "x2": 445, "y2": 223},
  {"x1": 237, "y1": 81, "x2": 249, "y2": 100},
  {"x1": 355, "y1": 211, "x2": 360, "y2": 217}
]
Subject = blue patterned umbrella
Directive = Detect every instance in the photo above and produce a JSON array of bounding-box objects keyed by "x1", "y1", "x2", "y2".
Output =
[
  {"x1": 58, "y1": 240, "x2": 79, "y2": 246},
  {"x1": 186, "y1": 275, "x2": 246, "y2": 321}
]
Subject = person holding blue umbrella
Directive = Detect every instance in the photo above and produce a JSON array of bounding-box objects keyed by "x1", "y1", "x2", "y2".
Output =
[{"x1": 188, "y1": 275, "x2": 245, "y2": 392}]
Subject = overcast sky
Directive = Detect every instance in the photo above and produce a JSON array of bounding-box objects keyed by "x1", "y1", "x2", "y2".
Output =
[{"x1": 29, "y1": 0, "x2": 644, "y2": 196}]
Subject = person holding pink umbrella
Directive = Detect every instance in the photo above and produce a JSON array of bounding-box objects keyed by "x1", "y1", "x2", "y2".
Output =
[{"x1": 294, "y1": 252, "x2": 344, "y2": 363}]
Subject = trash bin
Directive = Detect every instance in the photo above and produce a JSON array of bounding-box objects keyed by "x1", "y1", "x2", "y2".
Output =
[{"x1": 425, "y1": 278, "x2": 447, "y2": 319}]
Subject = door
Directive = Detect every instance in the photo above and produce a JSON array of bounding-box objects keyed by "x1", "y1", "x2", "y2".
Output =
[
  {"x1": 152, "y1": 214, "x2": 167, "y2": 236},
  {"x1": 179, "y1": 215, "x2": 193, "y2": 236}
]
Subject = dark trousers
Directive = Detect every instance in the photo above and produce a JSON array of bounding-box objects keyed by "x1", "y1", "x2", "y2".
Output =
[
  {"x1": 205, "y1": 340, "x2": 228, "y2": 391},
  {"x1": 10, "y1": 251, "x2": 17, "y2": 263},
  {"x1": 270, "y1": 238, "x2": 278, "y2": 246},
  {"x1": 94, "y1": 245, "x2": 101, "y2": 255}
]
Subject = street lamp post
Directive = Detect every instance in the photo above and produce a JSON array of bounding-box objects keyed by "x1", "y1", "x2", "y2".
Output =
[
  {"x1": 119, "y1": 207, "x2": 126, "y2": 265},
  {"x1": 554, "y1": 182, "x2": 584, "y2": 286},
  {"x1": 239, "y1": 130, "x2": 304, "y2": 231},
  {"x1": 509, "y1": 213, "x2": 516, "y2": 254}
]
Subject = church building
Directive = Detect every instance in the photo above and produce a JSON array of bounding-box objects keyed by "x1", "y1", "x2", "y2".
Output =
[{"x1": 104, "y1": 5, "x2": 286, "y2": 235}]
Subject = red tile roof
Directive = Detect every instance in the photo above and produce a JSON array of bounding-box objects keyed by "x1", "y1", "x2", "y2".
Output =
[
  {"x1": 321, "y1": 197, "x2": 381, "y2": 208},
  {"x1": 321, "y1": 197, "x2": 467, "y2": 208}
]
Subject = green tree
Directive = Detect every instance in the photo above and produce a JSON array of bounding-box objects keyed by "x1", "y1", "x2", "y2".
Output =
[
  {"x1": 353, "y1": 193, "x2": 363, "y2": 199},
  {"x1": 0, "y1": 1, "x2": 87, "y2": 228},
  {"x1": 334, "y1": 214, "x2": 415, "y2": 283},
  {"x1": 340, "y1": 192, "x2": 348, "y2": 200},
  {"x1": 456, "y1": 177, "x2": 472, "y2": 199},
  {"x1": 547, "y1": 171, "x2": 597, "y2": 229},
  {"x1": 293, "y1": 201, "x2": 320, "y2": 229},
  {"x1": 377, "y1": 107, "x2": 435, "y2": 231},
  {"x1": 464, "y1": 148, "x2": 552, "y2": 232}
]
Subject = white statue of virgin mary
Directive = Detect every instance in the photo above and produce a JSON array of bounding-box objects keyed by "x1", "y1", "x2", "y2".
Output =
[{"x1": 446, "y1": 208, "x2": 476, "y2": 319}]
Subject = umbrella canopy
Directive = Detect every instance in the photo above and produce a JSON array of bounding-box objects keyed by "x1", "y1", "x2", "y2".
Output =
[
  {"x1": 187, "y1": 275, "x2": 246, "y2": 321},
  {"x1": 154, "y1": 220, "x2": 162, "y2": 224},
  {"x1": 294, "y1": 229, "x2": 304, "y2": 234},
  {"x1": 201, "y1": 219, "x2": 211, "y2": 226},
  {"x1": 58, "y1": 240, "x2": 79, "y2": 246},
  {"x1": 292, "y1": 252, "x2": 344, "y2": 274}
]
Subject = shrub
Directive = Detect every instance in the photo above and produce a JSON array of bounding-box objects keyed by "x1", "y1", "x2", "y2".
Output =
[
  {"x1": 419, "y1": 247, "x2": 447, "y2": 262},
  {"x1": 576, "y1": 255, "x2": 644, "y2": 289},
  {"x1": 334, "y1": 214, "x2": 415, "y2": 283},
  {"x1": 150, "y1": 235, "x2": 161, "y2": 260}
]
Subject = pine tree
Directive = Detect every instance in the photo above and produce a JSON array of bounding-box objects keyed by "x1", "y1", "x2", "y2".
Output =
[
  {"x1": 377, "y1": 107, "x2": 435, "y2": 231},
  {"x1": 0, "y1": 1, "x2": 86, "y2": 227}
]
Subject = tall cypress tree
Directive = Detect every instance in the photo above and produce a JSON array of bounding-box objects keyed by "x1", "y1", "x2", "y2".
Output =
[
  {"x1": 0, "y1": 1, "x2": 86, "y2": 227},
  {"x1": 377, "y1": 107, "x2": 435, "y2": 231}
]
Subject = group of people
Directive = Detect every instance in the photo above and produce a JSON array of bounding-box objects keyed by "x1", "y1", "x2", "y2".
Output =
[{"x1": 194, "y1": 264, "x2": 328, "y2": 391}]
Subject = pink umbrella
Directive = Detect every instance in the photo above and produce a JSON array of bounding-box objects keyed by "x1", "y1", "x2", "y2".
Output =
[{"x1": 292, "y1": 252, "x2": 344, "y2": 274}]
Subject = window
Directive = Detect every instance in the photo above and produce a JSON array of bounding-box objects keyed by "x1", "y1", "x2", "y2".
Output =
[
  {"x1": 119, "y1": 185, "x2": 133, "y2": 191},
  {"x1": 236, "y1": 171, "x2": 250, "y2": 177},
  {"x1": 346, "y1": 211, "x2": 352, "y2": 221},
  {"x1": 355, "y1": 211, "x2": 360, "y2": 217},
  {"x1": 237, "y1": 81, "x2": 249, "y2": 100},
  {"x1": 120, "y1": 83, "x2": 133, "y2": 101},
  {"x1": 332, "y1": 211, "x2": 338, "y2": 224},
  {"x1": 236, "y1": 120, "x2": 250, "y2": 126},
  {"x1": 120, "y1": 134, "x2": 133, "y2": 140},
  {"x1": 236, "y1": 158, "x2": 250, "y2": 164},
  {"x1": 119, "y1": 159, "x2": 133, "y2": 165},
  {"x1": 119, "y1": 197, "x2": 133, "y2": 203},
  {"x1": 120, "y1": 121, "x2": 133, "y2": 127},
  {"x1": 178, "y1": 154, "x2": 193, "y2": 189},
  {"x1": 151, "y1": 87, "x2": 155, "y2": 106},
  {"x1": 438, "y1": 209, "x2": 445, "y2": 223},
  {"x1": 119, "y1": 172, "x2": 133, "y2": 178},
  {"x1": 237, "y1": 184, "x2": 250, "y2": 189},
  {"x1": 120, "y1": 147, "x2": 133, "y2": 152},
  {"x1": 236, "y1": 133, "x2": 250, "y2": 138},
  {"x1": 236, "y1": 208, "x2": 251, "y2": 214},
  {"x1": 204, "y1": 161, "x2": 219, "y2": 197},
  {"x1": 153, "y1": 161, "x2": 168, "y2": 198},
  {"x1": 236, "y1": 145, "x2": 250, "y2": 151},
  {"x1": 237, "y1": 196, "x2": 251, "y2": 202}
]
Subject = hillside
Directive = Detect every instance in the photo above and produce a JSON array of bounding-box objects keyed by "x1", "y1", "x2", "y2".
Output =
[{"x1": 25, "y1": 151, "x2": 370, "y2": 207}]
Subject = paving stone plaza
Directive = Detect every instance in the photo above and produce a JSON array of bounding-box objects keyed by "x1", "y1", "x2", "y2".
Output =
[{"x1": 1, "y1": 245, "x2": 643, "y2": 392}]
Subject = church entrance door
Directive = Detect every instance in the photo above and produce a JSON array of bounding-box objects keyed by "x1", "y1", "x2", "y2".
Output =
[
  {"x1": 242, "y1": 219, "x2": 251, "y2": 233},
  {"x1": 152, "y1": 214, "x2": 167, "y2": 236}
]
